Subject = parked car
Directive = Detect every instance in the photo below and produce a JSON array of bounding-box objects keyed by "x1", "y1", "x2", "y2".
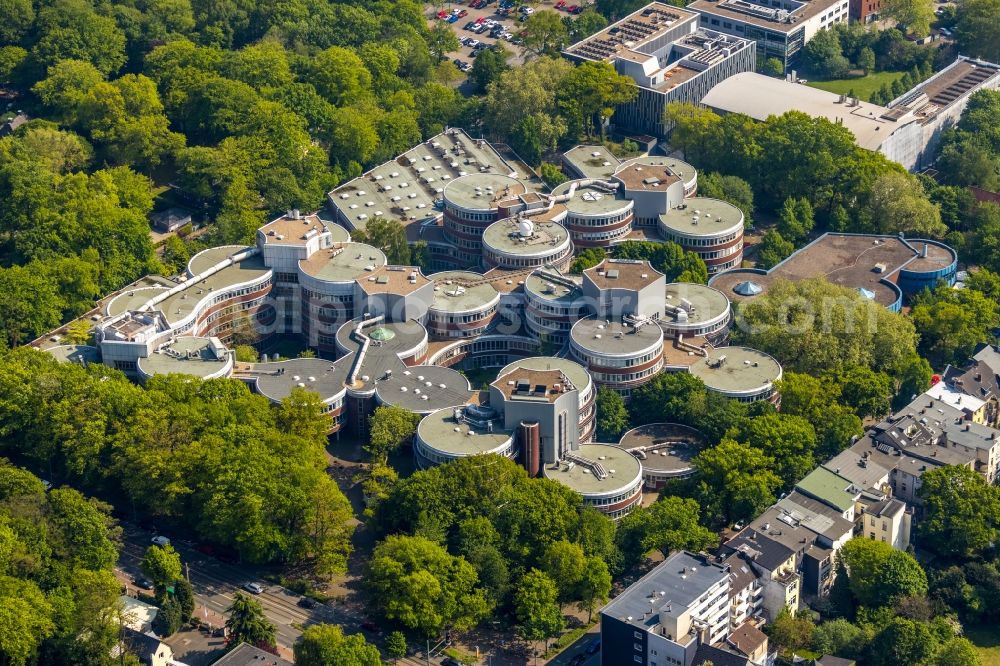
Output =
[
  {"x1": 458, "y1": 9, "x2": 469, "y2": 17},
  {"x1": 243, "y1": 582, "x2": 265, "y2": 594},
  {"x1": 585, "y1": 638, "x2": 602, "y2": 655},
  {"x1": 556, "y1": 0, "x2": 567, "y2": 7},
  {"x1": 521, "y1": 6, "x2": 534, "y2": 14},
  {"x1": 447, "y1": 13, "x2": 460, "y2": 22},
  {"x1": 566, "y1": 5, "x2": 579, "y2": 12},
  {"x1": 297, "y1": 597, "x2": 317, "y2": 609},
  {"x1": 151, "y1": 535, "x2": 170, "y2": 547},
  {"x1": 467, "y1": 38, "x2": 480, "y2": 48},
  {"x1": 134, "y1": 577, "x2": 155, "y2": 590},
  {"x1": 441, "y1": 658, "x2": 462, "y2": 666},
  {"x1": 571, "y1": 4, "x2": 584, "y2": 12},
  {"x1": 459, "y1": 61, "x2": 473, "y2": 71},
  {"x1": 568, "y1": 654, "x2": 587, "y2": 666},
  {"x1": 437, "y1": 10, "x2": 449, "y2": 18}
]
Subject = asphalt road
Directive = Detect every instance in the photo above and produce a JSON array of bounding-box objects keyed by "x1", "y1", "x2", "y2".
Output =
[{"x1": 117, "y1": 525, "x2": 363, "y2": 650}]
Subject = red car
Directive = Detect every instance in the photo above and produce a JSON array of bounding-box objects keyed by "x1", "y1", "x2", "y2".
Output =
[
  {"x1": 437, "y1": 10, "x2": 449, "y2": 19},
  {"x1": 458, "y1": 8, "x2": 468, "y2": 16},
  {"x1": 475, "y1": 15, "x2": 487, "y2": 23},
  {"x1": 570, "y1": 4, "x2": 583, "y2": 12},
  {"x1": 555, "y1": 0, "x2": 567, "y2": 8}
]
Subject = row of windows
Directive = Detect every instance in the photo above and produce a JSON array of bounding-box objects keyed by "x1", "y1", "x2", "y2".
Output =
[
  {"x1": 573, "y1": 226, "x2": 632, "y2": 243},
  {"x1": 587, "y1": 362, "x2": 663, "y2": 384},
  {"x1": 567, "y1": 210, "x2": 631, "y2": 226},
  {"x1": 487, "y1": 248, "x2": 571, "y2": 269},
  {"x1": 429, "y1": 305, "x2": 497, "y2": 324},
  {"x1": 302, "y1": 288, "x2": 353, "y2": 302},
  {"x1": 660, "y1": 228, "x2": 741, "y2": 247},
  {"x1": 526, "y1": 311, "x2": 573, "y2": 332},
  {"x1": 446, "y1": 207, "x2": 494, "y2": 222},
  {"x1": 585, "y1": 483, "x2": 640, "y2": 507},
  {"x1": 447, "y1": 220, "x2": 489, "y2": 236},
  {"x1": 274, "y1": 271, "x2": 298, "y2": 284},
  {"x1": 695, "y1": 242, "x2": 743, "y2": 260},
  {"x1": 661, "y1": 319, "x2": 729, "y2": 337},
  {"x1": 525, "y1": 296, "x2": 581, "y2": 316},
  {"x1": 573, "y1": 347, "x2": 662, "y2": 369}
]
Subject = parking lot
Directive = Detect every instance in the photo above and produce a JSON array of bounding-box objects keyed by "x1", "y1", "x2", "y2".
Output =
[{"x1": 427, "y1": 0, "x2": 593, "y2": 74}]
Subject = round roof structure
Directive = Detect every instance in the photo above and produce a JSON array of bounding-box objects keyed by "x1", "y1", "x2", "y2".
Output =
[
  {"x1": 544, "y1": 444, "x2": 642, "y2": 499},
  {"x1": 524, "y1": 271, "x2": 583, "y2": 305},
  {"x1": 552, "y1": 181, "x2": 633, "y2": 217},
  {"x1": 299, "y1": 242, "x2": 387, "y2": 284},
  {"x1": 689, "y1": 346, "x2": 782, "y2": 398},
  {"x1": 662, "y1": 282, "x2": 731, "y2": 327},
  {"x1": 45, "y1": 344, "x2": 101, "y2": 365},
  {"x1": 416, "y1": 406, "x2": 514, "y2": 459},
  {"x1": 733, "y1": 280, "x2": 764, "y2": 296},
  {"x1": 429, "y1": 271, "x2": 500, "y2": 314},
  {"x1": 570, "y1": 316, "x2": 663, "y2": 358},
  {"x1": 618, "y1": 423, "x2": 706, "y2": 476},
  {"x1": 658, "y1": 198, "x2": 744, "y2": 239},
  {"x1": 482, "y1": 218, "x2": 571, "y2": 259},
  {"x1": 443, "y1": 174, "x2": 526, "y2": 211},
  {"x1": 497, "y1": 356, "x2": 592, "y2": 398}
]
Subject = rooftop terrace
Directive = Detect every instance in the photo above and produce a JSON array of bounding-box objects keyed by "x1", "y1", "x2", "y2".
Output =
[
  {"x1": 565, "y1": 2, "x2": 698, "y2": 62},
  {"x1": 619, "y1": 423, "x2": 705, "y2": 474},
  {"x1": 483, "y1": 218, "x2": 570, "y2": 257},
  {"x1": 429, "y1": 271, "x2": 500, "y2": 313},
  {"x1": 571, "y1": 316, "x2": 664, "y2": 355},
  {"x1": 562, "y1": 145, "x2": 622, "y2": 179},
  {"x1": 689, "y1": 346, "x2": 781, "y2": 394},
  {"x1": 659, "y1": 197, "x2": 744, "y2": 238},
  {"x1": 417, "y1": 406, "x2": 513, "y2": 456},
  {"x1": 299, "y1": 243, "x2": 387, "y2": 284},
  {"x1": 585, "y1": 259, "x2": 663, "y2": 292},
  {"x1": 545, "y1": 443, "x2": 643, "y2": 495}
]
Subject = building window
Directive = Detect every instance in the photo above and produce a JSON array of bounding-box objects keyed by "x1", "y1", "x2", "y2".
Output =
[
  {"x1": 634, "y1": 657, "x2": 642, "y2": 664},
  {"x1": 634, "y1": 631, "x2": 643, "y2": 639}
]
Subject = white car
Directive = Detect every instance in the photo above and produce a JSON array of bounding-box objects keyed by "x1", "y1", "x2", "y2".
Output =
[
  {"x1": 521, "y1": 6, "x2": 534, "y2": 14},
  {"x1": 468, "y1": 39, "x2": 480, "y2": 48},
  {"x1": 243, "y1": 582, "x2": 265, "y2": 594},
  {"x1": 151, "y1": 535, "x2": 170, "y2": 547}
]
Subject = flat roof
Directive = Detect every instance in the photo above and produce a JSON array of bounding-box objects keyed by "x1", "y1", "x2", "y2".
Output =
[
  {"x1": 710, "y1": 233, "x2": 955, "y2": 306},
  {"x1": 335, "y1": 318, "x2": 427, "y2": 364},
  {"x1": 355, "y1": 265, "x2": 430, "y2": 296},
  {"x1": 417, "y1": 406, "x2": 513, "y2": 456},
  {"x1": 375, "y1": 365, "x2": 473, "y2": 413},
  {"x1": 299, "y1": 243, "x2": 387, "y2": 284},
  {"x1": 483, "y1": 218, "x2": 570, "y2": 256},
  {"x1": 544, "y1": 444, "x2": 642, "y2": 495},
  {"x1": 659, "y1": 198, "x2": 744, "y2": 237},
  {"x1": 795, "y1": 467, "x2": 856, "y2": 513},
  {"x1": 237, "y1": 357, "x2": 351, "y2": 404},
  {"x1": 328, "y1": 129, "x2": 520, "y2": 233},
  {"x1": 562, "y1": 145, "x2": 622, "y2": 179},
  {"x1": 905, "y1": 58, "x2": 1000, "y2": 122},
  {"x1": 258, "y1": 212, "x2": 348, "y2": 246},
  {"x1": 565, "y1": 2, "x2": 699, "y2": 62},
  {"x1": 619, "y1": 423, "x2": 705, "y2": 474},
  {"x1": 601, "y1": 550, "x2": 728, "y2": 628},
  {"x1": 492, "y1": 368, "x2": 572, "y2": 403},
  {"x1": 571, "y1": 316, "x2": 664, "y2": 355},
  {"x1": 137, "y1": 337, "x2": 229, "y2": 379},
  {"x1": 159, "y1": 247, "x2": 268, "y2": 324},
  {"x1": 524, "y1": 270, "x2": 583, "y2": 303},
  {"x1": 689, "y1": 346, "x2": 781, "y2": 394},
  {"x1": 614, "y1": 160, "x2": 681, "y2": 192},
  {"x1": 443, "y1": 174, "x2": 526, "y2": 210},
  {"x1": 701, "y1": 73, "x2": 905, "y2": 152},
  {"x1": 429, "y1": 271, "x2": 499, "y2": 313},
  {"x1": 46, "y1": 344, "x2": 100, "y2": 365},
  {"x1": 552, "y1": 181, "x2": 632, "y2": 216},
  {"x1": 497, "y1": 356, "x2": 592, "y2": 397},
  {"x1": 823, "y1": 449, "x2": 890, "y2": 491},
  {"x1": 688, "y1": 0, "x2": 842, "y2": 33},
  {"x1": 663, "y1": 282, "x2": 731, "y2": 325},
  {"x1": 585, "y1": 259, "x2": 663, "y2": 291},
  {"x1": 775, "y1": 491, "x2": 855, "y2": 540},
  {"x1": 105, "y1": 286, "x2": 170, "y2": 318}
]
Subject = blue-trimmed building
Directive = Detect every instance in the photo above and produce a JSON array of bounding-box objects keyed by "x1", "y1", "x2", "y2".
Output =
[{"x1": 710, "y1": 233, "x2": 957, "y2": 313}]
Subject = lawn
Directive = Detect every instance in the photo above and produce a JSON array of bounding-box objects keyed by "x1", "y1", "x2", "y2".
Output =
[
  {"x1": 966, "y1": 624, "x2": 1000, "y2": 666},
  {"x1": 806, "y1": 70, "x2": 905, "y2": 101}
]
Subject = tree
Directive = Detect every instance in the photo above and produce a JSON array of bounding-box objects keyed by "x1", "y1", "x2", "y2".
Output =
[
  {"x1": 469, "y1": 45, "x2": 509, "y2": 93},
  {"x1": 839, "y1": 538, "x2": 928, "y2": 608},
  {"x1": 868, "y1": 618, "x2": 937, "y2": 666},
  {"x1": 866, "y1": 172, "x2": 946, "y2": 238},
  {"x1": 760, "y1": 57, "x2": 784, "y2": 77},
  {"x1": 733, "y1": 278, "x2": 918, "y2": 375},
  {"x1": 571, "y1": 247, "x2": 605, "y2": 274},
  {"x1": 858, "y1": 47, "x2": 876, "y2": 75},
  {"x1": 522, "y1": 11, "x2": 570, "y2": 55},
  {"x1": 811, "y1": 618, "x2": 870, "y2": 659},
  {"x1": 540, "y1": 162, "x2": 568, "y2": 188},
  {"x1": 769, "y1": 608, "x2": 815, "y2": 654},
  {"x1": 613, "y1": 240, "x2": 708, "y2": 283},
  {"x1": 837, "y1": 366, "x2": 893, "y2": 419},
  {"x1": 662, "y1": 102, "x2": 720, "y2": 162},
  {"x1": 353, "y1": 219, "x2": 411, "y2": 266},
  {"x1": 777, "y1": 197, "x2": 814, "y2": 245},
  {"x1": 569, "y1": 10, "x2": 610, "y2": 42},
  {"x1": 910, "y1": 286, "x2": 1000, "y2": 367},
  {"x1": 936, "y1": 637, "x2": 981, "y2": 666},
  {"x1": 803, "y1": 28, "x2": 850, "y2": 79},
  {"x1": 956, "y1": 0, "x2": 1000, "y2": 62},
  {"x1": 595, "y1": 387, "x2": 629, "y2": 442},
  {"x1": 557, "y1": 61, "x2": 637, "y2": 138},
  {"x1": 691, "y1": 440, "x2": 782, "y2": 525},
  {"x1": 577, "y1": 557, "x2": 612, "y2": 621},
  {"x1": 753, "y1": 229, "x2": 793, "y2": 268},
  {"x1": 881, "y1": 0, "x2": 935, "y2": 36},
  {"x1": 728, "y1": 413, "x2": 818, "y2": 488},
  {"x1": 628, "y1": 371, "x2": 706, "y2": 427},
  {"x1": 234, "y1": 345, "x2": 258, "y2": 363},
  {"x1": 514, "y1": 569, "x2": 564, "y2": 650},
  {"x1": 0, "y1": 576, "x2": 55, "y2": 666},
  {"x1": 427, "y1": 23, "x2": 460, "y2": 62},
  {"x1": 918, "y1": 465, "x2": 1000, "y2": 561},
  {"x1": 367, "y1": 535, "x2": 489, "y2": 637},
  {"x1": 366, "y1": 405, "x2": 421, "y2": 462},
  {"x1": 226, "y1": 592, "x2": 276, "y2": 649},
  {"x1": 140, "y1": 544, "x2": 182, "y2": 591},
  {"x1": 175, "y1": 578, "x2": 194, "y2": 623},
  {"x1": 542, "y1": 540, "x2": 586, "y2": 605},
  {"x1": 699, "y1": 173, "x2": 755, "y2": 229},
  {"x1": 151, "y1": 595, "x2": 182, "y2": 636},
  {"x1": 617, "y1": 496, "x2": 718, "y2": 563},
  {"x1": 294, "y1": 624, "x2": 382, "y2": 666},
  {"x1": 385, "y1": 631, "x2": 407, "y2": 664}
]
